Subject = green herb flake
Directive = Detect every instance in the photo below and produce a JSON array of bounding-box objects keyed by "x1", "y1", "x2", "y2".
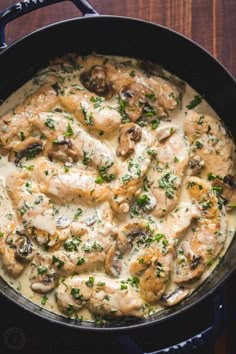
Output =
[
  {"x1": 64, "y1": 237, "x2": 81, "y2": 252},
  {"x1": 19, "y1": 131, "x2": 25, "y2": 141},
  {"x1": 76, "y1": 257, "x2": 85, "y2": 266},
  {"x1": 41, "y1": 295, "x2": 48, "y2": 306},
  {"x1": 85, "y1": 276, "x2": 95, "y2": 288},
  {"x1": 186, "y1": 95, "x2": 202, "y2": 109},
  {"x1": 74, "y1": 208, "x2": 83, "y2": 220},
  {"x1": 151, "y1": 119, "x2": 160, "y2": 129},
  {"x1": 71, "y1": 288, "x2": 83, "y2": 301},
  {"x1": 44, "y1": 117, "x2": 55, "y2": 130},
  {"x1": 95, "y1": 176, "x2": 104, "y2": 184},
  {"x1": 52, "y1": 255, "x2": 64, "y2": 269},
  {"x1": 64, "y1": 123, "x2": 74, "y2": 137},
  {"x1": 80, "y1": 103, "x2": 94, "y2": 125}
]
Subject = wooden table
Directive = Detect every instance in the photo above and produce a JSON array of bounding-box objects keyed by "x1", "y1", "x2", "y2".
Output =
[{"x1": 0, "y1": 1, "x2": 235, "y2": 353}]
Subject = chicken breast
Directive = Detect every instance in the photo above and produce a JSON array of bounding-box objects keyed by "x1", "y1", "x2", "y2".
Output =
[
  {"x1": 184, "y1": 111, "x2": 234, "y2": 177},
  {"x1": 174, "y1": 176, "x2": 227, "y2": 284},
  {"x1": 0, "y1": 178, "x2": 30, "y2": 277},
  {"x1": 31, "y1": 111, "x2": 115, "y2": 174},
  {"x1": 6, "y1": 170, "x2": 60, "y2": 247},
  {"x1": 129, "y1": 204, "x2": 198, "y2": 303},
  {"x1": 56, "y1": 274, "x2": 146, "y2": 318},
  {"x1": 33, "y1": 158, "x2": 110, "y2": 204},
  {"x1": 147, "y1": 126, "x2": 190, "y2": 217},
  {"x1": 0, "y1": 82, "x2": 59, "y2": 152}
]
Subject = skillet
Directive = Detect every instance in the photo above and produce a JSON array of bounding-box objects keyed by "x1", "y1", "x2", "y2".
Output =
[{"x1": 0, "y1": 0, "x2": 235, "y2": 333}]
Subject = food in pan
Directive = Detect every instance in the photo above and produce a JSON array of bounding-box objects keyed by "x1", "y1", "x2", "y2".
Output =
[{"x1": 0, "y1": 53, "x2": 235, "y2": 322}]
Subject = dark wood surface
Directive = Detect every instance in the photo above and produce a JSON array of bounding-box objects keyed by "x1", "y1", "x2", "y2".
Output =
[{"x1": 0, "y1": 1, "x2": 235, "y2": 353}]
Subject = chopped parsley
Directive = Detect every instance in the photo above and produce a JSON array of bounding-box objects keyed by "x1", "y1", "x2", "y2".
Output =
[
  {"x1": 19, "y1": 131, "x2": 25, "y2": 141},
  {"x1": 52, "y1": 255, "x2": 64, "y2": 269},
  {"x1": 41, "y1": 295, "x2": 48, "y2": 306},
  {"x1": 74, "y1": 208, "x2": 83, "y2": 220},
  {"x1": 76, "y1": 257, "x2": 85, "y2": 266},
  {"x1": 44, "y1": 117, "x2": 55, "y2": 130},
  {"x1": 158, "y1": 171, "x2": 177, "y2": 199},
  {"x1": 151, "y1": 119, "x2": 160, "y2": 129},
  {"x1": 85, "y1": 276, "x2": 95, "y2": 288},
  {"x1": 186, "y1": 95, "x2": 202, "y2": 109},
  {"x1": 64, "y1": 123, "x2": 74, "y2": 137},
  {"x1": 90, "y1": 96, "x2": 105, "y2": 108},
  {"x1": 64, "y1": 237, "x2": 81, "y2": 252},
  {"x1": 80, "y1": 103, "x2": 94, "y2": 125},
  {"x1": 71, "y1": 288, "x2": 83, "y2": 301}
]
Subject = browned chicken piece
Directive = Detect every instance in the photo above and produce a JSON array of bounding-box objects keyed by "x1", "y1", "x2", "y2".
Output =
[
  {"x1": 129, "y1": 204, "x2": 198, "y2": 303},
  {"x1": 56, "y1": 274, "x2": 146, "y2": 318},
  {"x1": 174, "y1": 176, "x2": 227, "y2": 284},
  {"x1": 6, "y1": 170, "x2": 61, "y2": 248},
  {"x1": 184, "y1": 111, "x2": 234, "y2": 178},
  {"x1": 31, "y1": 111, "x2": 116, "y2": 175},
  {"x1": 33, "y1": 158, "x2": 110, "y2": 204},
  {"x1": 60, "y1": 91, "x2": 121, "y2": 132},
  {"x1": 106, "y1": 60, "x2": 181, "y2": 119},
  {"x1": 0, "y1": 82, "x2": 59, "y2": 152},
  {"x1": 110, "y1": 128, "x2": 154, "y2": 213},
  {"x1": 0, "y1": 178, "x2": 34, "y2": 276},
  {"x1": 52, "y1": 204, "x2": 117, "y2": 276},
  {"x1": 147, "y1": 125, "x2": 190, "y2": 217}
]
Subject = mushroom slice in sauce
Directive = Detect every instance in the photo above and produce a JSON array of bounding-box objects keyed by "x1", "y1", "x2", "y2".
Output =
[
  {"x1": 116, "y1": 123, "x2": 142, "y2": 157},
  {"x1": 46, "y1": 139, "x2": 78, "y2": 163},
  {"x1": 189, "y1": 155, "x2": 205, "y2": 176},
  {"x1": 80, "y1": 65, "x2": 115, "y2": 99},
  {"x1": 160, "y1": 286, "x2": 190, "y2": 307},
  {"x1": 30, "y1": 254, "x2": 58, "y2": 294},
  {"x1": 105, "y1": 219, "x2": 152, "y2": 277},
  {"x1": 212, "y1": 175, "x2": 236, "y2": 210},
  {"x1": 119, "y1": 83, "x2": 155, "y2": 122},
  {"x1": 10, "y1": 230, "x2": 35, "y2": 263},
  {"x1": 9, "y1": 137, "x2": 43, "y2": 164}
]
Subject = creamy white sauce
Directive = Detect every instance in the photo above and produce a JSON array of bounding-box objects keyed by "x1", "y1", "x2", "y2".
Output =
[{"x1": 0, "y1": 54, "x2": 235, "y2": 322}]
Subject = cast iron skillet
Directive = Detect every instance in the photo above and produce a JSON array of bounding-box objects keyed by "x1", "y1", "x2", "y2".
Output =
[{"x1": 0, "y1": 0, "x2": 235, "y2": 333}]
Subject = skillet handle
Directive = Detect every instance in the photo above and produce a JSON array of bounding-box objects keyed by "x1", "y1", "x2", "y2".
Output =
[{"x1": 0, "y1": 0, "x2": 98, "y2": 50}]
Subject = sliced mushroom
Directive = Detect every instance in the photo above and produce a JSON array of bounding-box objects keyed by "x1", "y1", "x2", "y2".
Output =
[
  {"x1": 116, "y1": 123, "x2": 142, "y2": 157},
  {"x1": 105, "y1": 220, "x2": 152, "y2": 277},
  {"x1": 31, "y1": 273, "x2": 58, "y2": 293},
  {"x1": 212, "y1": 175, "x2": 236, "y2": 209},
  {"x1": 46, "y1": 138, "x2": 78, "y2": 163},
  {"x1": 80, "y1": 65, "x2": 115, "y2": 99},
  {"x1": 55, "y1": 215, "x2": 72, "y2": 229},
  {"x1": 6, "y1": 230, "x2": 34, "y2": 263},
  {"x1": 30, "y1": 253, "x2": 58, "y2": 293},
  {"x1": 174, "y1": 242, "x2": 205, "y2": 284},
  {"x1": 160, "y1": 287, "x2": 190, "y2": 307},
  {"x1": 9, "y1": 137, "x2": 43, "y2": 164},
  {"x1": 182, "y1": 242, "x2": 203, "y2": 270},
  {"x1": 119, "y1": 83, "x2": 155, "y2": 122},
  {"x1": 189, "y1": 155, "x2": 205, "y2": 176}
]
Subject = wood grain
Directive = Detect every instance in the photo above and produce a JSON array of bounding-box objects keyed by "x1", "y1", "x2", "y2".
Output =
[{"x1": 0, "y1": 1, "x2": 235, "y2": 353}]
